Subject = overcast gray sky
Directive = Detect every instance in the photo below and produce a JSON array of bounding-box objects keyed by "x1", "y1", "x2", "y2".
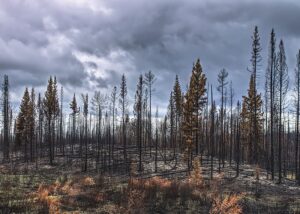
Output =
[{"x1": 1, "y1": 0, "x2": 300, "y2": 113}]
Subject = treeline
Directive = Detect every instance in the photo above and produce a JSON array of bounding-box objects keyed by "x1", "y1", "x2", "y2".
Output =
[{"x1": 0, "y1": 26, "x2": 300, "y2": 185}]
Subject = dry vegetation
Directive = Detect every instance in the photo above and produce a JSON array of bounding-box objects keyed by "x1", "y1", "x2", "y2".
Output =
[{"x1": 1, "y1": 154, "x2": 299, "y2": 213}]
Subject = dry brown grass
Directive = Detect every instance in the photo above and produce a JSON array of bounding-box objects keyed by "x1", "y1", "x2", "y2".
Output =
[
  {"x1": 60, "y1": 180, "x2": 73, "y2": 194},
  {"x1": 129, "y1": 176, "x2": 175, "y2": 195},
  {"x1": 144, "y1": 176, "x2": 172, "y2": 189},
  {"x1": 36, "y1": 184, "x2": 61, "y2": 214},
  {"x1": 210, "y1": 193, "x2": 244, "y2": 214},
  {"x1": 126, "y1": 176, "x2": 179, "y2": 213},
  {"x1": 34, "y1": 175, "x2": 100, "y2": 213},
  {"x1": 82, "y1": 176, "x2": 96, "y2": 186},
  {"x1": 31, "y1": 157, "x2": 245, "y2": 214}
]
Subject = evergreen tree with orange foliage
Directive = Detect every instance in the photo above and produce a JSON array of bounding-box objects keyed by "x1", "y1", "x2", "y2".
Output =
[
  {"x1": 240, "y1": 74, "x2": 263, "y2": 163},
  {"x1": 182, "y1": 59, "x2": 207, "y2": 171}
]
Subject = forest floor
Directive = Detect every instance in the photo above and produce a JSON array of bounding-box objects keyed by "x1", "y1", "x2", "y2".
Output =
[{"x1": 0, "y1": 151, "x2": 300, "y2": 213}]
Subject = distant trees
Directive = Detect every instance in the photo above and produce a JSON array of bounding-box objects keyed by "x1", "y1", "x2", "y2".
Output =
[{"x1": 2, "y1": 27, "x2": 300, "y2": 187}]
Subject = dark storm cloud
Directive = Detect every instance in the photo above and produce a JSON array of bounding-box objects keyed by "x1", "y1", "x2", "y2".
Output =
[{"x1": 0, "y1": 0, "x2": 300, "y2": 110}]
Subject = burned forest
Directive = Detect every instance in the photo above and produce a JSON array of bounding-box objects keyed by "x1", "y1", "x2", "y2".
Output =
[{"x1": 0, "y1": 7, "x2": 300, "y2": 214}]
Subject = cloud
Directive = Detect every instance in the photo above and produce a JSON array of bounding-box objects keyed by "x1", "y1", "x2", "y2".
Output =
[{"x1": 0, "y1": 0, "x2": 300, "y2": 113}]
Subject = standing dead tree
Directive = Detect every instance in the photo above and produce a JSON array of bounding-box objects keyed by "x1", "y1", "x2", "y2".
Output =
[{"x1": 2, "y1": 75, "x2": 10, "y2": 162}]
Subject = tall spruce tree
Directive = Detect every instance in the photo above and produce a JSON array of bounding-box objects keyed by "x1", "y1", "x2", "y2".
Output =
[
  {"x1": 134, "y1": 75, "x2": 143, "y2": 172},
  {"x1": 43, "y1": 76, "x2": 59, "y2": 165},
  {"x1": 182, "y1": 78, "x2": 194, "y2": 170},
  {"x1": 182, "y1": 59, "x2": 206, "y2": 171},
  {"x1": 59, "y1": 87, "x2": 64, "y2": 155},
  {"x1": 210, "y1": 85, "x2": 216, "y2": 179},
  {"x1": 29, "y1": 88, "x2": 36, "y2": 161},
  {"x1": 250, "y1": 26, "x2": 262, "y2": 164},
  {"x1": 144, "y1": 71, "x2": 156, "y2": 155},
  {"x1": 217, "y1": 68, "x2": 228, "y2": 172},
  {"x1": 266, "y1": 29, "x2": 277, "y2": 180},
  {"x1": 191, "y1": 60, "x2": 207, "y2": 155},
  {"x1": 276, "y1": 40, "x2": 289, "y2": 184},
  {"x1": 229, "y1": 81, "x2": 234, "y2": 165},
  {"x1": 70, "y1": 94, "x2": 79, "y2": 155},
  {"x1": 168, "y1": 92, "x2": 175, "y2": 156},
  {"x1": 110, "y1": 86, "x2": 117, "y2": 170},
  {"x1": 16, "y1": 88, "x2": 31, "y2": 162},
  {"x1": 173, "y1": 75, "x2": 182, "y2": 153},
  {"x1": 37, "y1": 93, "x2": 44, "y2": 158},
  {"x1": 119, "y1": 74, "x2": 128, "y2": 165}
]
